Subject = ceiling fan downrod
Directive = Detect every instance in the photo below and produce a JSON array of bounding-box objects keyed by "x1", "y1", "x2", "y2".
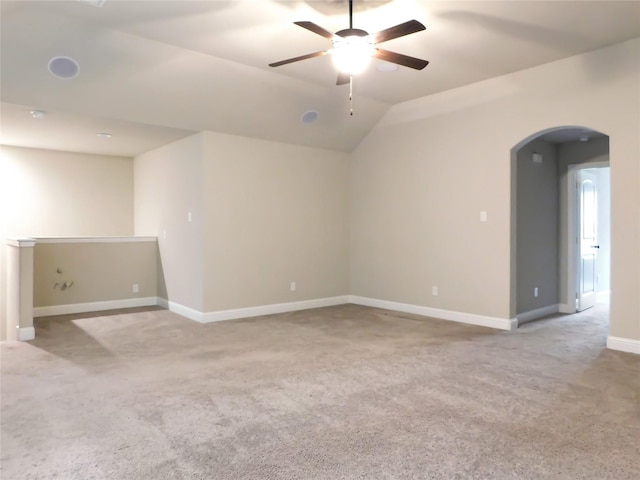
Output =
[{"x1": 349, "y1": 0, "x2": 353, "y2": 29}]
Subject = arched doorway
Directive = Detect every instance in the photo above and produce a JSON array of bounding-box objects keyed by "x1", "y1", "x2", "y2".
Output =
[{"x1": 510, "y1": 126, "x2": 610, "y2": 326}]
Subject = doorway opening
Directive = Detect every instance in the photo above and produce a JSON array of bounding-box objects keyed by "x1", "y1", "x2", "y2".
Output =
[
  {"x1": 510, "y1": 126, "x2": 610, "y2": 326},
  {"x1": 570, "y1": 164, "x2": 611, "y2": 312}
]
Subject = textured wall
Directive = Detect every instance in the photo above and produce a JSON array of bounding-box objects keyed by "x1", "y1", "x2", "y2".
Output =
[
  {"x1": 33, "y1": 240, "x2": 157, "y2": 308},
  {"x1": 350, "y1": 39, "x2": 639, "y2": 340},
  {"x1": 1, "y1": 146, "x2": 134, "y2": 339},
  {"x1": 134, "y1": 134, "x2": 204, "y2": 311},
  {"x1": 516, "y1": 139, "x2": 559, "y2": 314},
  {"x1": 134, "y1": 131, "x2": 350, "y2": 314},
  {"x1": 202, "y1": 131, "x2": 350, "y2": 311}
]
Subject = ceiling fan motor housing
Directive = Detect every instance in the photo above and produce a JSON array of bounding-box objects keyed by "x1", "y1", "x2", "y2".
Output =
[{"x1": 335, "y1": 28, "x2": 369, "y2": 37}]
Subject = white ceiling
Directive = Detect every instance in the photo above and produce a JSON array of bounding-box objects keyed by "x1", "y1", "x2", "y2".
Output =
[{"x1": 1, "y1": 0, "x2": 638, "y2": 156}]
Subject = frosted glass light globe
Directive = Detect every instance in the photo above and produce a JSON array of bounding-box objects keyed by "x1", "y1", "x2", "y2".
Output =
[{"x1": 331, "y1": 35, "x2": 374, "y2": 75}]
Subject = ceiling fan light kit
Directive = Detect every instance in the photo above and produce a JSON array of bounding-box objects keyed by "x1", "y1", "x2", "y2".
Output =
[
  {"x1": 331, "y1": 34, "x2": 374, "y2": 75},
  {"x1": 269, "y1": 0, "x2": 429, "y2": 114}
]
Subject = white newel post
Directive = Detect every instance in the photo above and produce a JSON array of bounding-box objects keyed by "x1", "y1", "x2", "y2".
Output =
[{"x1": 7, "y1": 239, "x2": 36, "y2": 341}]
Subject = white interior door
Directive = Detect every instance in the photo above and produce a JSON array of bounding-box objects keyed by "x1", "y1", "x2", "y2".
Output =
[{"x1": 576, "y1": 170, "x2": 598, "y2": 311}]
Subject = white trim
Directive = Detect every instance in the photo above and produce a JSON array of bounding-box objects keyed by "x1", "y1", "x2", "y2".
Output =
[
  {"x1": 606, "y1": 336, "x2": 640, "y2": 355},
  {"x1": 33, "y1": 236, "x2": 156, "y2": 244},
  {"x1": 348, "y1": 296, "x2": 516, "y2": 331},
  {"x1": 200, "y1": 296, "x2": 350, "y2": 324},
  {"x1": 6, "y1": 238, "x2": 36, "y2": 247},
  {"x1": 558, "y1": 303, "x2": 575, "y2": 314},
  {"x1": 17, "y1": 327, "x2": 35, "y2": 341},
  {"x1": 157, "y1": 297, "x2": 169, "y2": 309},
  {"x1": 516, "y1": 304, "x2": 560, "y2": 325},
  {"x1": 33, "y1": 297, "x2": 158, "y2": 317},
  {"x1": 167, "y1": 301, "x2": 204, "y2": 322}
]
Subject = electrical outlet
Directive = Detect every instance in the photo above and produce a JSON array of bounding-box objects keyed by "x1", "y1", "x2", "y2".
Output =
[
  {"x1": 432, "y1": 286, "x2": 438, "y2": 296},
  {"x1": 534, "y1": 287, "x2": 539, "y2": 298},
  {"x1": 290, "y1": 281, "x2": 296, "y2": 292},
  {"x1": 133, "y1": 283, "x2": 139, "y2": 293}
]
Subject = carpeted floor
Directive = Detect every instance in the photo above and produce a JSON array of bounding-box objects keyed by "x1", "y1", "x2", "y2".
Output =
[{"x1": 1, "y1": 303, "x2": 638, "y2": 479}]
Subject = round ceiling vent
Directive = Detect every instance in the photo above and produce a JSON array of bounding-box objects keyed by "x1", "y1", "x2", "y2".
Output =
[
  {"x1": 48, "y1": 56, "x2": 80, "y2": 79},
  {"x1": 301, "y1": 110, "x2": 319, "y2": 124}
]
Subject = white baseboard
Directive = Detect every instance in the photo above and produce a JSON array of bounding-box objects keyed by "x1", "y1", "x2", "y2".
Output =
[
  {"x1": 200, "y1": 296, "x2": 350, "y2": 323},
  {"x1": 17, "y1": 327, "x2": 35, "y2": 341},
  {"x1": 165, "y1": 296, "x2": 350, "y2": 324},
  {"x1": 33, "y1": 297, "x2": 159, "y2": 317},
  {"x1": 167, "y1": 301, "x2": 204, "y2": 322},
  {"x1": 558, "y1": 303, "x2": 575, "y2": 314},
  {"x1": 348, "y1": 295, "x2": 516, "y2": 331},
  {"x1": 157, "y1": 297, "x2": 169, "y2": 309},
  {"x1": 517, "y1": 304, "x2": 560, "y2": 325},
  {"x1": 607, "y1": 336, "x2": 640, "y2": 354}
]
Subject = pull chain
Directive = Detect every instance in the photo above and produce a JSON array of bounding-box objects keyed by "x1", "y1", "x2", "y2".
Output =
[{"x1": 349, "y1": 75, "x2": 354, "y2": 116}]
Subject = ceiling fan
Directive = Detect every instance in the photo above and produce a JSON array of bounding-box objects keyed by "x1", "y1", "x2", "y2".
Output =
[{"x1": 269, "y1": 0, "x2": 429, "y2": 85}]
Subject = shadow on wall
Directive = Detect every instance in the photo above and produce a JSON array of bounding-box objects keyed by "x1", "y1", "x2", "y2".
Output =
[{"x1": 157, "y1": 243, "x2": 168, "y2": 305}]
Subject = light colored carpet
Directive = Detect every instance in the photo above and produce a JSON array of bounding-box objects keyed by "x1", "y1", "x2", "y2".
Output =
[{"x1": 1, "y1": 303, "x2": 638, "y2": 479}]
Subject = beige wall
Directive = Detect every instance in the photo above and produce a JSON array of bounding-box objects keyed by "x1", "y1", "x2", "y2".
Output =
[
  {"x1": 134, "y1": 131, "x2": 350, "y2": 313},
  {"x1": 350, "y1": 109, "x2": 512, "y2": 318},
  {"x1": 134, "y1": 134, "x2": 205, "y2": 311},
  {"x1": 1, "y1": 146, "x2": 134, "y2": 339},
  {"x1": 202, "y1": 131, "x2": 350, "y2": 311},
  {"x1": 1, "y1": 146, "x2": 133, "y2": 237},
  {"x1": 2, "y1": 40, "x2": 638, "y2": 346},
  {"x1": 350, "y1": 38, "x2": 640, "y2": 340},
  {"x1": 516, "y1": 139, "x2": 559, "y2": 314},
  {"x1": 33, "y1": 240, "x2": 157, "y2": 308}
]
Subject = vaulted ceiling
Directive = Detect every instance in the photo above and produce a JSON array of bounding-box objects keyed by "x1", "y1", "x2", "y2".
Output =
[{"x1": 1, "y1": 0, "x2": 639, "y2": 156}]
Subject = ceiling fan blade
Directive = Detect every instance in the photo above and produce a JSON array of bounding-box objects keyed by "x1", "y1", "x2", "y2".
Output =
[
  {"x1": 373, "y1": 48, "x2": 429, "y2": 70},
  {"x1": 370, "y1": 20, "x2": 426, "y2": 44},
  {"x1": 294, "y1": 21, "x2": 335, "y2": 39},
  {"x1": 336, "y1": 73, "x2": 350, "y2": 85},
  {"x1": 269, "y1": 51, "x2": 329, "y2": 68}
]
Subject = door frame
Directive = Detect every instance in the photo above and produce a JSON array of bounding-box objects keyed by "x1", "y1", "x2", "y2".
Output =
[{"x1": 565, "y1": 161, "x2": 609, "y2": 313}]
